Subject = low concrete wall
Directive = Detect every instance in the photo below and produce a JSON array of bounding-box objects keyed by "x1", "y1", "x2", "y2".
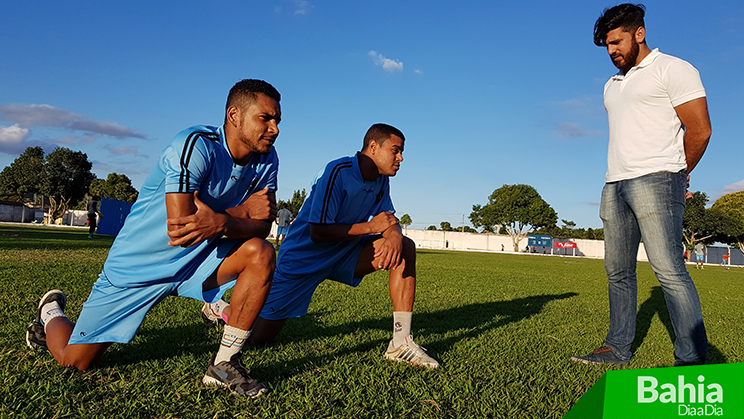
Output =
[
  {"x1": 0, "y1": 202, "x2": 35, "y2": 223},
  {"x1": 403, "y1": 228, "x2": 653, "y2": 262},
  {"x1": 1, "y1": 204, "x2": 90, "y2": 226}
]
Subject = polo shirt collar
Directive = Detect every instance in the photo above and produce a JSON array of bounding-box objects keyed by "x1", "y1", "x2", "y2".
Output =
[{"x1": 611, "y1": 48, "x2": 661, "y2": 80}]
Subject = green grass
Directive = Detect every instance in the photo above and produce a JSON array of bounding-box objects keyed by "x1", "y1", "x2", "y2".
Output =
[{"x1": 1, "y1": 224, "x2": 743, "y2": 418}]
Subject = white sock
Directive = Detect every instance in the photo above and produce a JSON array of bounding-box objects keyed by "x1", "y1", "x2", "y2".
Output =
[
  {"x1": 208, "y1": 299, "x2": 229, "y2": 317},
  {"x1": 392, "y1": 311, "x2": 412, "y2": 348},
  {"x1": 40, "y1": 301, "x2": 67, "y2": 333},
  {"x1": 215, "y1": 325, "x2": 250, "y2": 364}
]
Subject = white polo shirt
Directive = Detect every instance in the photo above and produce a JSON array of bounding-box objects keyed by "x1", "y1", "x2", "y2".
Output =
[{"x1": 603, "y1": 48, "x2": 706, "y2": 183}]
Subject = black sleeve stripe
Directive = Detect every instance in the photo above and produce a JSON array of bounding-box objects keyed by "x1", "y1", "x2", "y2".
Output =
[
  {"x1": 320, "y1": 162, "x2": 352, "y2": 223},
  {"x1": 178, "y1": 131, "x2": 217, "y2": 193}
]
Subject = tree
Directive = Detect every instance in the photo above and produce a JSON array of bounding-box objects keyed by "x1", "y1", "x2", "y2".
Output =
[
  {"x1": 559, "y1": 219, "x2": 576, "y2": 237},
  {"x1": 89, "y1": 173, "x2": 139, "y2": 203},
  {"x1": 710, "y1": 191, "x2": 744, "y2": 254},
  {"x1": 470, "y1": 184, "x2": 557, "y2": 251},
  {"x1": 426, "y1": 225, "x2": 438, "y2": 231},
  {"x1": 278, "y1": 188, "x2": 306, "y2": 216},
  {"x1": 440, "y1": 221, "x2": 454, "y2": 231},
  {"x1": 41, "y1": 147, "x2": 96, "y2": 221},
  {"x1": 0, "y1": 146, "x2": 45, "y2": 201},
  {"x1": 399, "y1": 214, "x2": 412, "y2": 232},
  {"x1": 585, "y1": 227, "x2": 604, "y2": 240},
  {"x1": 682, "y1": 191, "x2": 717, "y2": 248}
]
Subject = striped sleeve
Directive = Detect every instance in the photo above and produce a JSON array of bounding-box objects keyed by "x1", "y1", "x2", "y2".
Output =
[
  {"x1": 307, "y1": 159, "x2": 353, "y2": 224},
  {"x1": 162, "y1": 128, "x2": 218, "y2": 194}
]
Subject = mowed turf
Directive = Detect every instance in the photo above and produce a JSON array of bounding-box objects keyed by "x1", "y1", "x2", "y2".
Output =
[{"x1": 1, "y1": 224, "x2": 742, "y2": 418}]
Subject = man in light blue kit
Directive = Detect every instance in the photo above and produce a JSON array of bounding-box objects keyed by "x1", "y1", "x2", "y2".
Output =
[
  {"x1": 25, "y1": 79, "x2": 281, "y2": 397},
  {"x1": 247, "y1": 123, "x2": 439, "y2": 368}
]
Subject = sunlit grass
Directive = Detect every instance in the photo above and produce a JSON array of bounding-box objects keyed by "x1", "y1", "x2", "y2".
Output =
[{"x1": 1, "y1": 224, "x2": 742, "y2": 418}]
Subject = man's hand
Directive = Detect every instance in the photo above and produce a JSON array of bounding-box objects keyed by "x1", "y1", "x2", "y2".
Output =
[
  {"x1": 233, "y1": 187, "x2": 276, "y2": 221},
  {"x1": 167, "y1": 191, "x2": 227, "y2": 247},
  {"x1": 375, "y1": 226, "x2": 403, "y2": 270},
  {"x1": 368, "y1": 211, "x2": 399, "y2": 234}
]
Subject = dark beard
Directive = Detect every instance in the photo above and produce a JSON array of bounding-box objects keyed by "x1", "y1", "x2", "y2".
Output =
[{"x1": 613, "y1": 39, "x2": 640, "y2": 73}]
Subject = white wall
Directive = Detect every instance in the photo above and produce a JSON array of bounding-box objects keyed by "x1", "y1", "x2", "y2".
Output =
[
  {"x1": 403, "y1": 228, "x2": 651, "y2": 262},
  {"x1": 0, "y1": 203, "x2": 35, "y2": 223}
]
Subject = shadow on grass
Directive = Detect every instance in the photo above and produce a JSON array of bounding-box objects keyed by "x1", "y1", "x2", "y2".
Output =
[
  {"x1": 632, "y1": 286, "x2": 726, "y2": 364},
  {"x1": 0, "y1": 224, "x2": 114, "y2": 250},
  {"x1": 259, "y1": 292, "x2": 578, "y2": 379},
  {"x1": 95, "y1": 292, "x2": 578, "y2": 378},
  {"x1": 98, "y1": 321, "x2": 219, "y2": 368}
]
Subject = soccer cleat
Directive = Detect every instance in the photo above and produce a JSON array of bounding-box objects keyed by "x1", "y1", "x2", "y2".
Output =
[
  {"x1": 202, "y1": 353, "x2": 267, "y2": 398},
  {"x1": 201, "y1": 303, "x2": 225, "y2": 328},
  {"x1": 384, "y1": 335, "x2": 439, "y2": 369},
  {"x1": 25, "y1": 321, "x2": 47, "y2": 351},
  {"x1": 570, "y1": 346, "x2": 629, "y2": 365},
  {"x1": 25, "y1": 289, "x2": 67, "y2": 351}
]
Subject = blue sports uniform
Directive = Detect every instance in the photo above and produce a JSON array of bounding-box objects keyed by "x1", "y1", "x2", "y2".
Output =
[
  {"x1": 70, "y1": 125, "x2": 278, "y2": 345},
  {"x1": 260, "y1": 153, "x2": 394, "y2": 320}
]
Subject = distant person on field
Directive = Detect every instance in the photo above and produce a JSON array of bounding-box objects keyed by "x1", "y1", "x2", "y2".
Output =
[
  {"x1": 86, "y1": 195, "x2": 102, "y2": 238},
  {"x1": 247, "y1": 123, "x2": 439, "y2": 368},
  {"x1": 26, "y1": 79, "x2": 282, "y2": 398},
  {"x1": 571, "y1": 4, "x2": 711, "y2": 367},
  {"x1": 275, "y1": 203, "x2": 293, "y2": 246},
  {"x1": 694, "y1": 241, "x2": 706, "y2": 269},
  {"x1": 721, "y1": 254, "x2": 729, "y2": 267}
]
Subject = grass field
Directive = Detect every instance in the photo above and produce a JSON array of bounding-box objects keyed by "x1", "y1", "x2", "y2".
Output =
[{"x1": 1, "y1": 224, "x2": 743, "y2": 418}]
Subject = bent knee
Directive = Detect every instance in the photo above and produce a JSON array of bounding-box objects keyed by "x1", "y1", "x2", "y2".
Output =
[
  {"x1": 402, "y1": 236, "x2": 416, "y2": 259},
  {"x1": 237, "y1": 238, "x2": 276, "y2": 268},
  {"x1": 59, "y1": 347, "x2": 103, "y2": 371},
  {"x1": 67, "y1": 358, "x2": 95, "y2": 371}
]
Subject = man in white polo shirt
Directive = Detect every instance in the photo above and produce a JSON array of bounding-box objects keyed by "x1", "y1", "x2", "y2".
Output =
[{"x1": 571, "y1": 3, "x2": 711, "y2": 366}]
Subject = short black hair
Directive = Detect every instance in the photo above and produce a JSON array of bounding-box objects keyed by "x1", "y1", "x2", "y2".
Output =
[
  {"x1": 226, "y1": 79, "x2": 281, "y2": 111},
  {"x1": 593, "y1": 3, "x2": 646, "y2": 47},
  {"x1": 361, "y1": 123, "x2": 405, "y2": 151}
]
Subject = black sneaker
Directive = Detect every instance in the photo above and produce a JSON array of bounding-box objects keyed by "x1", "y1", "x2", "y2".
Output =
[
  {"x1": 201, "y1": 303, "x2": 225, "y2": 328},
  {"x1": 202, "y1": 353, "x2": 267, "y2": 398},
  {"x1": 25, "y1": 290, "x2": 67, "y2": 351},
  {"x1": 26, "y1": 320, "x2": 47, "y2": 351},
  {"x1": 570, "y1": 346, "x2": 629, "y2": 365}
]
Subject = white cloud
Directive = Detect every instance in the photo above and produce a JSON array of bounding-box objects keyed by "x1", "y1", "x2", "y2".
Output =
[
  {"x1": 294, "y1": 0, "x2": 311, "y2": 15},
  {"x1": 713, "y1": 180, "x2": 744, "y2": 202},
  {"x1": 0, "y1": 124, "x2": 31, "y2": 145},
  {"x1": 104, "y1": 145, "x2": 145, "y2": 157},
  {"x1": 368, "y1": 51, "x2": 404, "y2": 72},
  {"x1": 415, "y1": 69, "x2": 423, "y2": 74},
  {"x1": 0, "y1": 103, "x2": 146, "y2": 139},
  {"x1": 554, "y1": 122, "x2": 603, "y2": 139}
]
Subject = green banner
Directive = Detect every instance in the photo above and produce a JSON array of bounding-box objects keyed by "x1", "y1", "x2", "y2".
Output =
[{"x1": 564, "y1": 363, "x2": 744, "y2": 418}]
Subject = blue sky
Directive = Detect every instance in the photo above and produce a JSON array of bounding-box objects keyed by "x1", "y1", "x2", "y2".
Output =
[{"x1": 1, "y1": 0, "x2": 742, "y2": 230}]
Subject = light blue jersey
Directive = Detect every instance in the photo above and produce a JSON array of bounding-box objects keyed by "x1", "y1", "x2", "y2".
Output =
[
  {"x1": 102, "y1": 125, "x2": 278, "y2": 287},
  {"x1": 276, "y1": 153, "x2": 394, "y2": 278}
]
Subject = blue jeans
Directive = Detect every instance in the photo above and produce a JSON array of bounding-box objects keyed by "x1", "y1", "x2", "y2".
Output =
[{"x1": 600, "y1": 170, "x2": 707, "y2": 365}]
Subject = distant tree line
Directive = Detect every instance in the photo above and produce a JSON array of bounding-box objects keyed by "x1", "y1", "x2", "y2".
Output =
[
  {"x1": 451, "y1": 183, "x2": 743, "y2": 254},
  {"x1": 277, "y1": 189, "x2": 307, "y2": 217},
  {"x1": 0, "y1": 146, "x2": 139, "y2": 221}
]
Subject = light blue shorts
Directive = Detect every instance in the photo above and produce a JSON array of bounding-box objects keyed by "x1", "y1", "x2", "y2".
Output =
[
  {"x1": 69, "y1": 238, "x2": 239, "y2": 345},
  {"x1": 277, "y1": 225, "x2": 289, "y2": 236},
  {"x1": 260, "y1": 236, "x2": 370, "y2": 320},
  {"x1": 696, "y1": 254, "x2": 704, "y2": 261}
]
